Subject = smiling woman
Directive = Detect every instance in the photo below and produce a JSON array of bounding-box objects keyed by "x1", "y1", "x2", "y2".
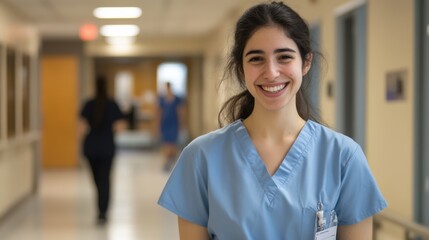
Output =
[{"x1": 158, "y1": 2, "x2": 387, "y2": 240}]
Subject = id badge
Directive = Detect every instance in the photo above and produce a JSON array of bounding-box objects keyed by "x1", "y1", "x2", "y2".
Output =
[{"x1": 314, "y1": 203, "x2": 337, "y2": 240}]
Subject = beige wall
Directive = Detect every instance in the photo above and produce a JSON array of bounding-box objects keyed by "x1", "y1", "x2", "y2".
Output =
[
  {"x1": 202, "y1": 23, "x2": 233, "y2": 132},
  {"x1": 0, "y1": 2, "x2": 40, "y2": 219},
  {"x1": 367, "y1": 0, "x2": 415, "y2": 238},
  {"x1": 85, "y1": 37, "x2": 206, "y2": 58},
  {"x1": 0, "y1": 145, "x2": 35, "y2": 216},
  {"x1": 0, "y1": 4, "x2": 39, "y2": 55}
]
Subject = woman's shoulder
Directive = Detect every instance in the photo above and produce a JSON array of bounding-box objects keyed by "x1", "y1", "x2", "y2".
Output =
[
  {"x1": 185, "y1": 121, "x2": 241, "y2": 151},
  {"x1": 82, "y1": 98, "x2": 95, "y2": 105},
  {"x1": 105, "y1": 98, "x2": 122, "y2": 109},
  {"x1": 306, "y1": 121, "x2": 365, "y2": 170},
  {"x1": 80, "y1": 98, "x2": 95, "y2": 111},
  {"x1": 106, "y1": 98, "x2": 118, "y2": 104},
  {"x1": 83, "y1": 98, "x2": 115, "y2": 105},
  {"x1": 308, "y1": 120, "x2": 361, "y2": 152}
]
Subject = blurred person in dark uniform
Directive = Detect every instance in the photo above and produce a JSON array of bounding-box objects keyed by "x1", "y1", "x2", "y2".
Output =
[{"x1": 79, "y1": 76, "x2": 126, "y2": 225}]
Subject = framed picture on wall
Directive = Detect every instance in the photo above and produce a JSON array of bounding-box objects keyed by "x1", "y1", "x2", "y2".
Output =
[
  {"x1": 386, "y1": 69, "x2": 407, "y2": 101},
  {"x1": 22, "y1": 54, "x2": 30, "y2": 133},
  {"x1": 7, "y1": 47, "x2": 16, "y2": 138}
]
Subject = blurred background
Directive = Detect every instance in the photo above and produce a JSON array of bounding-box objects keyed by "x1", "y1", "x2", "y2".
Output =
[{"x1": 0, "y1": 0, "x2": 427, "y2": 239}]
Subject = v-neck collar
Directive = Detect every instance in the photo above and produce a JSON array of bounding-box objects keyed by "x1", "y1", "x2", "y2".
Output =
[{"x1": 235, "y1": 120, "x2": 315, "y2": 204}]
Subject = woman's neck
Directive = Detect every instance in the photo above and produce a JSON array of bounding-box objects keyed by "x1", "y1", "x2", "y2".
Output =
[{"x1": 243, "y1": 105, "x2": 305, "y2": 141}]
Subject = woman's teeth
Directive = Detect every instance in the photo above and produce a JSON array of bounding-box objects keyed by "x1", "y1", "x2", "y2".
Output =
[{"x1": 261, "y1": 84, "x2": 286, "y2": 93}]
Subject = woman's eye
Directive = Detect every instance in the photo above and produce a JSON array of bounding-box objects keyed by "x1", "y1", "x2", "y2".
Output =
[
  {"x1": 248, "y1": 56, "x2": 263, "y2": 63},
  {"x1": 279, "y1": 55, "x2": 293, "y2": 61}
]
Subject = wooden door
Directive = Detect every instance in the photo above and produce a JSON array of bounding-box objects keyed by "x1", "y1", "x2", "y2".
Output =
[{"x1": 41, "y1": 55, "x2": 78, "y2": 168}]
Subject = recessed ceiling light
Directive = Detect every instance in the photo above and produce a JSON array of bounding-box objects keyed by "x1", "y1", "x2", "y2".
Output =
[
  {"x1": 100, "y1": 25, "x2": 140, "y2": 37},
  {"x1": 94, "y1": 7, "x2": 142, "y2": 19},
  {"x1": 106, "y1": 36, "x2": 136, "y2": 45}
]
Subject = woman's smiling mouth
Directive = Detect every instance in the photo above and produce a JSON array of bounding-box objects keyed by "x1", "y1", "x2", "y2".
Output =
[{"x1": 260, "y1": 83, "x2": 288, "y2": 93}]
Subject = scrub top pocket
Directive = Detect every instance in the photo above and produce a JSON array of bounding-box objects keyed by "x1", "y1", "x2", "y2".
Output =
[{"x1": 301, "y1": 202, "x2": 337, "y2": 240}]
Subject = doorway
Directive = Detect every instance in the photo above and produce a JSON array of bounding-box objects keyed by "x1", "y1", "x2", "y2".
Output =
[
  {"x1": 309, "y1": 23, "x2": 321, "y2": 114},
  {"x1": 41, "y1": 55, "x2": 79, "y2": 167},
  {"x1": 335, "y1": 3, "x2": 367, "y2": 149},
  {"x1": 414, "y1": 0, "x2": 429, "y2": 226},
  {"x1": 157, "y1": 62, "x2": 188, "y2": 98}
]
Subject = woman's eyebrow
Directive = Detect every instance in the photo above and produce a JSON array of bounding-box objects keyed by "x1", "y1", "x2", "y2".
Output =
[
  {"x1": 245, "y1": 48, "x2": 296, "y2": 56},
  {"x1": 244, "y1": 49, "x2": 263, "y2": 56},
  {"x1": 274, "y1": 48, "x2": 296, "y2": 54}
]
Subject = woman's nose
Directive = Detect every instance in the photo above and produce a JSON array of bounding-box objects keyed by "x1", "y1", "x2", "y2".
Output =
[{"x1": 263, "y1": 60, "x2": 280, "y2": 80}]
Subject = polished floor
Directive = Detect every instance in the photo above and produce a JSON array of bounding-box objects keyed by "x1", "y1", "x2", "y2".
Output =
[{"x1": 0, "y1": 148, "x2": 179, "y2": 240}]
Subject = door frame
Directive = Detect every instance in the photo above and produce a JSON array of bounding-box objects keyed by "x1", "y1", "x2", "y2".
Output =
[
  {"x1": 335, "y1": 0, "x2": 367, "y2": 149},
  {"x1": 309, "y1": 22, "x2": 321, "y2": 115},
  {"x1": 414, "y1": 0, "x2": 429, "y2": 225}
]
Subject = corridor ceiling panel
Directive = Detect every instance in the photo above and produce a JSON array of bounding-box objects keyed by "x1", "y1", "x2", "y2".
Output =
[{"x1": 1, "y1": 0, "x2": 245, "y2": 40}]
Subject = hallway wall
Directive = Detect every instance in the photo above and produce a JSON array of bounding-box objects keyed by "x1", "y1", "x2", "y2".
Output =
[
  {"x1": 0, "y1": 2, "x2": 40, "y2": 220},
  {"x1": 367, "y1": 0, "x2": 415, "y2": 238},
  {"x1": 201, "y1": 20, "x2": 233, "y2": 132}
]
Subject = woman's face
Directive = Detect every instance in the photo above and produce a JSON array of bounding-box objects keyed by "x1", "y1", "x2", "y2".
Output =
[{"x1": 242, "y1": 25, "x2": 311, "y2": 113}]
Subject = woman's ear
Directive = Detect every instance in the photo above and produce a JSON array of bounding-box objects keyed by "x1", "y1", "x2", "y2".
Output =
[{"x1": 303, "y1": 53, "x2": 313, "y2": 76}]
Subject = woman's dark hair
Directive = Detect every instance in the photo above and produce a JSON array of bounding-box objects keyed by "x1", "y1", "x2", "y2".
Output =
[
  {"x1": 218, "y1": 1, "x2": 322, "y2": 127},
  {"x1": 91, "y1": 76, "x2": 108, "y2": 129}
]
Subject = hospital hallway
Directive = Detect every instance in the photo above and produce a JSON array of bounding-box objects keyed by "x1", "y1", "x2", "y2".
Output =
[
  {"x1": 2, "y1": 0, "x2": 429, "y2": 239},
  {"x1": 0, "y1": 146, "x2": 179, "y2": 240}
]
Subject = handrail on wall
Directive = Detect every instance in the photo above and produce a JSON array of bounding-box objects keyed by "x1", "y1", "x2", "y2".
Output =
[{"x1": 373, "y1": 211, "x2": 429, "y2": 240}]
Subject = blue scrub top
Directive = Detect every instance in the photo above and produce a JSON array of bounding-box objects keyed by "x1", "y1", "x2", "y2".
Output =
[
  {"x1": 158, "y1": 120, "x2": 387, "y2": 239},
  {"x1": 159, "y1": 95, "x2": 182, "y2": 143}
]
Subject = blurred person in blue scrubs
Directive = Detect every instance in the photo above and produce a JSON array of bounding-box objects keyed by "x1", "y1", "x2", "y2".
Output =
[
  {"x1": 157, "y1": 81, "x2": 185, "y2": 172},
  {"x1": 79, "y1": 76, "x2": 126, "y2": 225},
  {"x1": 158, "y1": 1, "x2": 386, "y2": 239}
]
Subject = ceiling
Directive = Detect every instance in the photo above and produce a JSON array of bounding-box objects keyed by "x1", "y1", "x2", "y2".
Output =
[{"x1": 1, "y1": 0, "x2": 246, "y2": 41}]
